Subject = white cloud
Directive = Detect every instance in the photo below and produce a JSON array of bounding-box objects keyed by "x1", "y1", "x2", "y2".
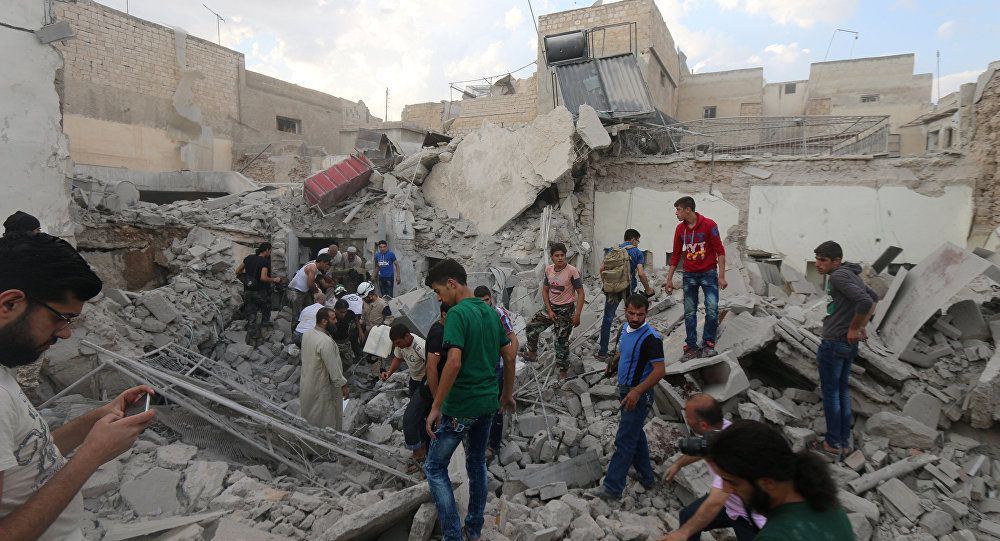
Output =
[
  {"x1": 504, "y1": 6, "x2": 524, "y2": 31},
  {"x1": 934, "y1": 69, "x2": 983, "y2": 101},
  {"x1": 714, "y1": 0, "x2": 858, "y2": 28},
  {"x1": 937, "y1": 20, "x2": 955, "y2": 39},
  {"x1": 762, "y1": 42, "x2": 811, "y2": 66}
]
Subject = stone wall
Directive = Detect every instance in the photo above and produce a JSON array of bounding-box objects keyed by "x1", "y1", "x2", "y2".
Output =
[
  {"x1": 448, "y1": 82, "x2": 539, "y2": 136},
  {"x1": 401, "y1": 102, "x2": 446, "y2": 133},
  {"x1": 971, "y1": 63, "x2": 1000, "y2": 243},
  {"x1": 1, "y1": 0, "x2": 76, "y2": 240},
  {"x1": 676, "y1": 68, "x2": 764, "y2": 121}
]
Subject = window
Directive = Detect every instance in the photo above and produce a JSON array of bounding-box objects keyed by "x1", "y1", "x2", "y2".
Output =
[
  {"x1": 784, "y1": 83, "x2": 796, "y2": 94},
  {"x1": 703, "y1": 106, "x2": 717, "y2": 119},
  {"x1": 276, "y1": 116, "x2": 300, "y2": 134},
  {"x1": 860, "y1": 94, "x2": 879, "y2": 103},
  {"x1": 927, "y1": 130, "x2": 939, "y2": 151},
  {"x1": 943, "y1": 127, "x2": 953, "y2": 148},
  {"x1": 660, "y1": 70, "x2": 667, "y2": 87}
]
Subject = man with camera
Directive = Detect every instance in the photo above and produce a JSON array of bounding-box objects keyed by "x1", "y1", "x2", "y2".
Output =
[
  {"x1": 590, "y1": 294, "x2": 664, "y2": 501},
  {"x1": 658, "y1": 394, "x2": 765, "y2": 541}
]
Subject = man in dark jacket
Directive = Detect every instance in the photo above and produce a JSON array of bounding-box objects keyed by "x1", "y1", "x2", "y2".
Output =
[{"x1": 814, "y1": 241, "x2": 878, "y2": 456}]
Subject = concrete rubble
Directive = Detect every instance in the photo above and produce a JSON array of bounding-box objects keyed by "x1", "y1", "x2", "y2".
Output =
[{"x1": 20, "y1": 106, "x2": 1000, "y2": 541}]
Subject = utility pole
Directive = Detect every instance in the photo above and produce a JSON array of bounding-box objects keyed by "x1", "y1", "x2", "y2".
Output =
[
  {"x1": 202, "y1": 4, "x2": 224, "y2": 45},
  {"x1": 824, "y1": 29, "x2": 858, "y2": 62}
]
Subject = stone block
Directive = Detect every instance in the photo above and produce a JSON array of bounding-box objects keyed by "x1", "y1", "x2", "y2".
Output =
[
  {"x1": 948, "y1": 300, "x2": 989, "y2": 339},
  {"x1": 536, "y1": 500, "x2": 573, "y2": 538},
  {"x1": 504, "y1": 449, "x2": 602, "y2": 493},
  {"x1": 181, "y1": 460, "x2": 228, "y2": 503},
  {"x1": 121, "y1": 467, "x2": 181, "y2": 516},
  {"x1": 212, "y1": 517, "x2": 295, "y2": 541},
  {"x1": 848, "y1": 513, "x2": 873, "y2": 541},
  {"x1": 156, "y1": 442, "x2": 198, "y2": 469},
  {"x1": 783, "y1": 426, "x2": 816, "y2": 452},
  {"x1": 539, "y1": 481, "x2": 568, "y2": 501},
  {"x1": 865, "y1": 411, "x2": 938, "y2": 449},
  {"x1": 843, "y1": 450, "x2": 866, "y2": 472},
  {"x1": 747, "y1": 389, "x2": 796, "y2": 424},
  {"x1": 408, "y1": 501, "x2": 437, "y2": 541},
  {"x1": 517, "y1": 415, "x2": 551, "y2": 438},
  {"x1": 902, "y1": 392, "x2": 942, "y2": 430},
  {"x1": 877, "y1": 478, "x2": 922, "y2": 519},
  {"x1": 838, "y1": 490, "x2": 879, "y2": 524},
  {"x1": 575, "y1": 104, "x2": 611, "y2": 150},
  {"x1": 980, "y1": 520, "x2": 1000, "y2": 538},
  {"x1": 500, "y1": 441, "x2": 522, "y2": 466},
  {"x1": 920, "y1": 508, "x2": 955, "y2": 537},
  {"x1": 140, "y1": 292, "x2": 179, "y2": 324},
  {"x1": 968, "y1": 348, "x2": 1000, "y2": 429},
  {"x1": 82, "y1": 459, "x2": 121, "y2": 498},
  {"x1": 663, "y1": 350, "x2": 750, "y2": 401}
]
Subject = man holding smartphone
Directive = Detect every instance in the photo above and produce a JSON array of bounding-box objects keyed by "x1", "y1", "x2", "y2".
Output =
[{"x1": 0, "y1": 232, "x2": 156, "y2": 541}]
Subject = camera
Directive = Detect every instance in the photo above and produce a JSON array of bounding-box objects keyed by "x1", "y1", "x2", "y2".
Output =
[{"x1": 678, "y1": 430, "x2": 721, "y2": 456}]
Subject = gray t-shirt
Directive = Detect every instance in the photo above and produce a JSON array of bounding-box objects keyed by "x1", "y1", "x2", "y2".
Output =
[{"x1": 822, "y1": 261, "x2": 878, "y2": 341}]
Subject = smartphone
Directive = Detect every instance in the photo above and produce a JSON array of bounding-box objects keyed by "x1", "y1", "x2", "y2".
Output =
[{"x1": 124, "y1": 393, "x2": 150, "y2": 417}]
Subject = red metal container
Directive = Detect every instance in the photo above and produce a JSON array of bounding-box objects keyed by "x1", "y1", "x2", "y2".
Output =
[{"x1": 303, "y1": 154, "x2": 374, "y2": 212}]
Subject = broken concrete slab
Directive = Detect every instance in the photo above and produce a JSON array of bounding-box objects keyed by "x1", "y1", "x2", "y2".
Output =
[
  {"x1": 102, "y1": 511, "x2": 227, "y2": 541},
  {"x1": 408, "y1": 501, "x2": 437, "y2": 541},
  {"x1": 968, "y1": 348, "x2": 1000, "y2": 429},
  {"x1": 871, "y1": 267, "x2": 907, "y2": 329},
  {"x1": 211, "y1": 517, "x2": 295, "y2": 541},
  {"x1": 120, "y1": 467, "x2": 181, "y2": 516},
  {"x1": 877, "y1": 478, "x2": 923, "y2": 519},
  {"x1": 902, "y1": 392, "x2": 942, "y2": 430},
  {"x1": 714, "y1": 313, "x2": 777, "y2": 359},
  {"x1": 948, "y1": 299, "x2": 990, "y2": 340},
  {"x1": 140, "y1": 292, "x2": 179, "y2": 324},
  {"x1": 865, "y1": 411, "x2": 938, "y2": 449},
  {"x1": 747, "y1": 389, "x2": 796, "y2": 424},
  {"x1": 575, "y1": 104, "x2": 611, "y2": 150},
  {"x1": 322, "y1": 483, "x2": 432, "y2": 541},
  {"x1": 662, "y1": 350, "x2": 750, "y2": 401},
  {"x1": 504, "y1": 449, "x2": 602, "y2": 494},
  {"x1": 422, "y1": 107, "x2": 576, "y2": 236},
  {"x1": 878, "y1": 243, "x2": 991, "y2": 353}
]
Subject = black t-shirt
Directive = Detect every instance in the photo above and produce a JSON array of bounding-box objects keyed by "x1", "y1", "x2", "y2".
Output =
[
  {"x1": 425, "y1": 321, "x2": 447, "y2": 376},
  {"x1": 330, "y1": 310, "x2": 357, "y2": 341},
  {"x1": 242, "y1": 255, "x2": 271, "y2": 292}
]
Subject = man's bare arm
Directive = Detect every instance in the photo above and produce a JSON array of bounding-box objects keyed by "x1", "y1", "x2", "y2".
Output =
[
  {"x1": 637, "y1": 263, "x2": 653, "y2": 293},
  {"x1": 659, "y1": 487, "x2": 729, "y2": 541},
  {"x1": 425, "y1": 353, "x2": 442, "y2": 396}
]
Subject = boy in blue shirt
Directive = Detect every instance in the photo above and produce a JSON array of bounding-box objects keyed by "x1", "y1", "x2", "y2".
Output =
[{"x1": 375, "y1": 240, "x2": 400, "y2": 297}]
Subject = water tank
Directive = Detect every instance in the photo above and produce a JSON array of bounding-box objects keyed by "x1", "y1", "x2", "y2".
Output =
[{"x1": 544, "y1": 30, "x2": 588, "y2": 65}]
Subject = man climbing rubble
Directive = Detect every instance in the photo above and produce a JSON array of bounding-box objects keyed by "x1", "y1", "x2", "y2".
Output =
[
  {"x1": 590, "y1": 294, "x2": 664, "y2": 501},
  {"x1": 474, "y1": 285, "x2": 519, "y2": 462},
  {"x1": 523, "y1": 242, "x2": 584, "y2": 379},
  {"x1": 598, "y1": 228, "x2": 655, "y2": 361},
  {"x1": 236, "y1": 242, "x2": 281, "y2": 341},
  {"x1": 813, "y1": 240, "x2": 878, "y2": 458},
  {"x1": 287, "y1": 254, "x2": 333, "y2": 319},
  {"x1": 424, "y1": 259, "x2": 516, "y2": 541},
  {"x1": 659, "y1": 394, "x2": 766, "y2": 540},
  {"x1": 665, "y1": 196, "x2": 727, "y2": 360},
  {"x1": 381, "y1": 323, "x2": 429, "y2": 469},
  {"x1": 299, "y1": 307, "x2": 348, "y2": 431},
  {"x1": 0, "y1": 232, "x2": 156, "y2": 541}
]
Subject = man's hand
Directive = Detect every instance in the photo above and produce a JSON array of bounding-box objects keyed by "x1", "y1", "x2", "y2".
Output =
[
  {"x1": 341, "y1": 385, "x2": 350, "y2": 398},
  {"x1": 102, "y1": 385, "x2": 155, "y2": 417},
  {"x1": 77, "y1": 410, "x2": 155, "y2": 467},
  {"x1": 645, "y1": 287, "x2": 655, "y2": 297},
  {"x1": 548, "y1": 309, "x2": 557, "y2": 322},
  {"x1": 426, "y1": 405, "x2": 443, "y2": 439},
  {"x1": 662, "y1": 462, "x2": 681, "y2": 483},
  {"x1": 718, "y1": 277, "x2": 728, "y2": 290},
  {"x1": 620, "y1": 390, "x2": 640, "y2": 411},
  {"x1": 664, "y1": 283, "x2": 674, "y2": 295},
  {"x1": 396, "y1": 276, "x2": 400, "y2": 284},
  {"x1": 380, "y1": 371, "x2": 391, "y2": 381},
  {"x1": 572, "y1": 314, "x2": 581, "y2": 327},
  {"x1": 499, "y1": 394, "x2": 516, "y2": 415},
  {"x1": 273, "y1": 276, "x2": 282, "y2": 283},
  {"x1": 847, "y1": 327, "x2": 864, "y2": 345},
  {"x1": 656, "y1": 532, "x2": 687, "y2": 541}
]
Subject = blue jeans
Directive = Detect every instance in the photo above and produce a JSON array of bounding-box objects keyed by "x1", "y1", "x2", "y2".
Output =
[
  {"x1": 679, "y1": 494, "x2": 758, "y2": 541},
  {"x1": 489, "y1": 365, "x2": 504, "y2": 451},
  {"x1": 424, "y1": 412, "x2": 494, "y2": 541},
  {"x1": 599, "y1": 294, "x2": 622, "y2": 357},
  {"x1": 378, "y1": 276, "x2": 394, "y2": 298},
  {"x1": 683, "y1": 270, "x2": 719, "y2": 349},
  {"x1": 817, "y1": 339, "x2": 858, "y2": 449},
  {"x1": 603, "y1": 389, "x2": 655, "y2": 497}
]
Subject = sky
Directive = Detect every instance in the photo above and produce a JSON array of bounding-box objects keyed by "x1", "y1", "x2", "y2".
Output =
[{"x1": 106, "y1": 0, "x2": 1000, "y2": 121}]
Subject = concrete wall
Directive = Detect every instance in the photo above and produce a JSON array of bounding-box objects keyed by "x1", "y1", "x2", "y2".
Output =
[
  {"x1": 763, "y1": 80, "x2": 808, "y2": 116},
  {"x1": 676, "y1": 68, "x2": 764, "y2": 121},
  {"x1": 804, "y1": 54, "x2": 931, "y2": 132},
  {"x1": 746, "y1": 185, "x2": 973, "y2": 273},
  {"x1": 74, "y1": 165, "x2": 258, "y2": 195},
  {"x1": 401, "y1": 102, "x2": 446, "y2": 133},
  {"x1": 1, "y1": 0, "x2": 75, "y2": 240},
  {"x1": 971, "y1": 61, "x2": 1000, "y2": 244},
  {"x1": 593, "y1": 189, "x2": 739, "y2": 269},
  {"x1": 401, "y1": 75, "x2": 538, "y2": 137},
  {"x1": 899, "y1": 83, "x2": 977, "y2": 155},
  {"x1": 536, "y1": 0, "x2": 681, "y2": 118}
]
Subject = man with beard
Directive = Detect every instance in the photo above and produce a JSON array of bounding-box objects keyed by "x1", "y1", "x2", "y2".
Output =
[
  {"x1": 697, "y1": 420, "x2": 852, "y2": 541},
  {"x1": 423, "y1": 259, "x2": 516, "y2": 541},
  {"x1": 300, "y1": 307, "x2": 348, "y2": 431},
  {"x1": 658, "y1": 394, "x2": 766, "y2": 540},
  {"x1": 590, "y1": 294, "x2": 664, "y2": 501},
  {"x1": 0, "y1": 232, "x2": 156, "y2": 540}
]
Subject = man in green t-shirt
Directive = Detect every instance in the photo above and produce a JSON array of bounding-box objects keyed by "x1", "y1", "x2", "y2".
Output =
[
  {"x1": 694, "y1": 420, "x2": 855, "y2": 541},
  {"x1": 423, "y1": 259, "x2": 516, "y2": 541}
]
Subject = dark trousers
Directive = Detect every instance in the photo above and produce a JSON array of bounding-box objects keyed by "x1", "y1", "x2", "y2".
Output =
[
  {"x1": 244, "y1": 290, "x2": 271, "y2": 338},
  {"x1": 378, "y1": 276, "x2": 394, "y2": 298},
  {"x1": 679, "y1": 495, "x2": 758, "y2": 541},
  {"x1": 403, "y1": 378, "x2": 430, "y2": 450},
  {"x1": 489, "y1": 364, "x2": 504, "y2": 450}
]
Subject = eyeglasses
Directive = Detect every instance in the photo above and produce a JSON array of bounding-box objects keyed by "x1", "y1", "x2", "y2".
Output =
[{"x1": 25, "y1": 295, "x2": 79, "y2": 331}]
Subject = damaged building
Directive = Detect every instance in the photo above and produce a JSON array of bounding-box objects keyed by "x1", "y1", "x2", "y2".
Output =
[{"x1": 4, "y1": 0, "x2": 1000, "y2": 540}]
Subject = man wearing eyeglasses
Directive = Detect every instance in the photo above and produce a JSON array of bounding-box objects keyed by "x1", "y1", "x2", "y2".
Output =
[{"x1": 0, "y1": 232, "x2": 156, "y2": 541}]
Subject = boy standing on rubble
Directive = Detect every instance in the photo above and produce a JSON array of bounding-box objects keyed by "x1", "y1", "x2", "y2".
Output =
[
  {"x1": 665, "y1": 196, "x2": 727, "y2": 360},
  {"x1": 813, "y1": 241, "x2": 878, "y2": 457},
  {"x1": 424, "y1": 259, "x2": 516, "y2": 541},
  {"x1": 523, "y1": 243, "x2": 584, "y2": 379}
]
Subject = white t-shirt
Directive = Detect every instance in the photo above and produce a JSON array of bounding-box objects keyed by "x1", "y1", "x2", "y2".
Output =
[
  {"x1": 295, "y1": 303, "x2": 324, "y2": 334},
  {"x1": 0, "y1": 368, "x2": 85, "y2": 541},
  {"x1": 393, "y1": 335, "x2": 427, "y2": 381},
  {"x1": 341, "y1": 294, "x2": 364, "y2": 316}
]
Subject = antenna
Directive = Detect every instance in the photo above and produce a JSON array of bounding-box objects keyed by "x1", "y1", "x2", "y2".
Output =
[
  {"x1": 824, "y1": 29, "x2": 858, "y2": 61},
  {"x1": 202, "y1": 4, "x2": 225, "y2": 45}
]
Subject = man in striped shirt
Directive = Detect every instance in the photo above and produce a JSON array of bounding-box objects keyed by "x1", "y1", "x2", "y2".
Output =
[{"x1": 590, "y1": 294, "x2": 665, "y2": 500}]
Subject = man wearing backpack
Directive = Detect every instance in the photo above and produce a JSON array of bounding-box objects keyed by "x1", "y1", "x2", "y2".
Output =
[
  {"x1": 665, "y1": 197, "x2": 727, "y2": 360},
  {"x1": 597, "y1": 229, "x2": 654, "y2": 361},
  {"x1": 235, "y1": 242, "x2": 282, "y2": 341}
]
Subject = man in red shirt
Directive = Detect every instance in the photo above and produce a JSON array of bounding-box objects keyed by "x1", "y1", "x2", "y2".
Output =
[{"x1": 665, "y1": 197, "x2": 727, "y2": 360}]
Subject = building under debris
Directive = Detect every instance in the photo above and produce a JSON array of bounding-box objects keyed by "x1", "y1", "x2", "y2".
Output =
[{"x1": 4, "y1": 0, "x2": 1000, "y2": 539}]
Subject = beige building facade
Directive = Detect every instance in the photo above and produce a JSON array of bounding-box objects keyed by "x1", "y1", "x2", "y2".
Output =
[{"x1": 54, "y1": 0, "x2": 378, "y2": 173}]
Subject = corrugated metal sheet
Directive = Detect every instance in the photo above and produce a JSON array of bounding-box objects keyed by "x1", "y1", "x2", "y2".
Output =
[
  {"x1": 303, "y1": 154, "x2": 373, "y2": 212},
  {"x1": 554, "y1": 53, "x2": 655, "y2": 120}
]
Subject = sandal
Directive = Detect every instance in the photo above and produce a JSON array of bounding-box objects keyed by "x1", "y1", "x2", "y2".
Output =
[
  {"x1": 809, "y1": 440, "x2": 841, "y2": 460},
  {"x1": 406, "y1": 455, "x2": 426, "y2": 474}
]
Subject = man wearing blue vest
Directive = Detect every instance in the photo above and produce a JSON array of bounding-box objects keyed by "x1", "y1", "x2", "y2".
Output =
[{"x1": 590, "y1": 294, "x2": 665, "y2": 500}]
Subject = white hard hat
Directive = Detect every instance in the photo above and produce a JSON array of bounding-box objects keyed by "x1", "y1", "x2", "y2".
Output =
[
  {"x1": 334, "y1": 285, "x2": 347, "y2": 296},
  {"x1": 357, "y1": 282, "x2": 375, "y2": 297}
]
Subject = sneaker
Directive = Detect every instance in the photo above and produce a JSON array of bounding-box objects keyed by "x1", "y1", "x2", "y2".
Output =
[
  {"x1": 586, "y1": 486, "x2": 620, "y2": 501},
  {"x1": 629, "y1": 471, "x2": 655, "y2": 489},
  {"x1": 682, "y1": 346, "x2": 701, "y2": 361},
  {"x1": 701, "y1": 341, "x2": 718, "y2": 357}
]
